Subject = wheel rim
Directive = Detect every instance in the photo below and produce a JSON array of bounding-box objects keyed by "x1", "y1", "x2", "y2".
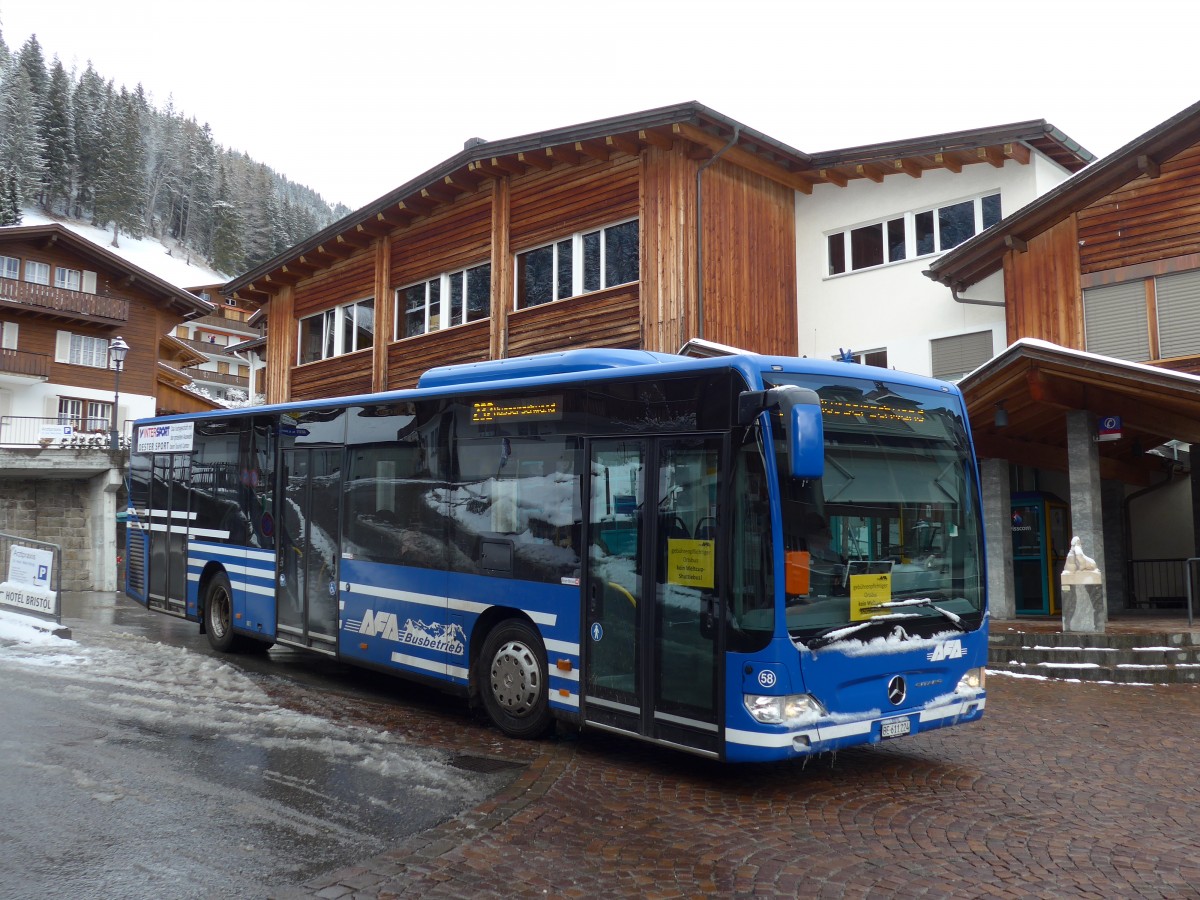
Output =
[
  {"x1": 489, "y1": 640, "x2": 541, "y2": 717},
  {"x1": 209, "y1": 585, "x2": 230, "y2": 639}
]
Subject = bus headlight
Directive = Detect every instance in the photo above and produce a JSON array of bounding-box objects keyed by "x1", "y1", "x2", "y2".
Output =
[
  {"x1": 744, "y1": 693, "x2": 826, "y2": 724},
  {"x1": 956, "y1": 667, "x2": 986, "y2": 692}
]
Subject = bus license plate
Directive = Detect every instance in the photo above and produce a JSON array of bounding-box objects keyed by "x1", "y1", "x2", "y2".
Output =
[{"x1": 880, "y1": 717, "x2": 911, "y2": 739}]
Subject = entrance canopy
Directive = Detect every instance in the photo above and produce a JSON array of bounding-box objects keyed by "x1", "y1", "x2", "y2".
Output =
[{"x1": 959, "y1": 339, "x2": 1200, "y2": 485}]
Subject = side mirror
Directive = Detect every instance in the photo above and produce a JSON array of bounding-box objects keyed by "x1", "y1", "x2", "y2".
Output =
[{"x1": 738, "y1": 385, "x2": 824, "y2": 479}]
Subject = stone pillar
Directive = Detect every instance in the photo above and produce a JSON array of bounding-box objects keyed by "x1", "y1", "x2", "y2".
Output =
[
  {"x1": 1063, "y1": 411, "x2": 1107, "y2": 632},
  {"x1": 980, "y1": 458, "x2": 1015, "y2": 619},
  {"x1": 1101, "y1": 480, "x2": 1126, "y2": 612},
  {"x1": 87, "y1": 466, "x2": 123, "y2": 592}
]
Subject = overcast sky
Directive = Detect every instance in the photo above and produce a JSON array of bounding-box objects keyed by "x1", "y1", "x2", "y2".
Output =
[{"x1": 5, "y1": 1, "x2": 1200, "y2": 211}]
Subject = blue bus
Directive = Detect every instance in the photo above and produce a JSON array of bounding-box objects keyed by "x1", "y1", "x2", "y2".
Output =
[{"x1": 125, "y1": 347, "x2": 987, "y2": 762}]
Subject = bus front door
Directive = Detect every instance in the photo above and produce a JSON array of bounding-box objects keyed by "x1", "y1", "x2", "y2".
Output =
[
  {"x1": 583, "y1": 436, "x2": 723, "y2": 757},
  {"x1": 277, "y1": 447, "x2": 342, "y2": 653}
]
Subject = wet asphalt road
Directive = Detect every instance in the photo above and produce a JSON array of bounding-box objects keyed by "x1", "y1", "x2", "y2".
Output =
[{"x1": 0, "y1": 593, "x2": 519, "y2": 900}]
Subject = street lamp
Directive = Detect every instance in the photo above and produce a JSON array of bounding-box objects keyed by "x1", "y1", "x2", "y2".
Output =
[{"x1": 108, "y1": 335, "x2": 129, "y2": 450}]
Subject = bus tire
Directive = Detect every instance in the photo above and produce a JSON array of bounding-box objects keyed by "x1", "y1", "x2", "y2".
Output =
[
  {"x1": 203, "y1": 572, "x2": 238, "y2": 653},
  {"x1": 479, "y1": 620, "x2": 553, "y2": 739}
]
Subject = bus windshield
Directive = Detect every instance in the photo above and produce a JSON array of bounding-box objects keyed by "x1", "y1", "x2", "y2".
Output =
[{"x1": 764, "y1": 372, "x2": 984, "y2": 643}]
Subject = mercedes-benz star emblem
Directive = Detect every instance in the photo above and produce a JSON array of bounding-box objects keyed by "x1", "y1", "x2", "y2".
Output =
[{"x1": 887, "y1": 675, "x2": 907, "y2": 706}]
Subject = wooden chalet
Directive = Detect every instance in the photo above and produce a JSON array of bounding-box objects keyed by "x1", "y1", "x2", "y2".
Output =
[{"x1": 224, "y1": 103, "x2": 1085, "y2": 405}]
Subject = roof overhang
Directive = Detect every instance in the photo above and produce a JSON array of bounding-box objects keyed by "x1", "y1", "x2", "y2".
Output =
[
  {"x1": 0, "y1": 223, "x2": 213, "y2": 318},
  {"x1": 960, "y1": 339, "x2": 1200, "y2": 485},
  {"x1": 927, "y1": 98, "x2": 1200, "y2": 290},
  {"x1": 224, "y1": 104, "x2": 1092, "y2": 305}
]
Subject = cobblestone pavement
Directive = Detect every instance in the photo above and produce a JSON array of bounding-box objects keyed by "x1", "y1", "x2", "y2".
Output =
[{"x1": 274, "y1": 673, "x2": 1200, "y2": 899}]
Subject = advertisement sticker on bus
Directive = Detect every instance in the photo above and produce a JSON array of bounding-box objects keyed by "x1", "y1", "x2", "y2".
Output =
[{"x1": 136, "y1": 421, "x2": 194, "y2": 453}]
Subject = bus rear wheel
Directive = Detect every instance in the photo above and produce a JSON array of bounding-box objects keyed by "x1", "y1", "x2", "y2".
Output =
[
  {"x1": 480, "y1": 620, "x2": 553, "y2": 739},
  {"x1": 204, "y1": 572, "x2": 238, "y2": 653}
]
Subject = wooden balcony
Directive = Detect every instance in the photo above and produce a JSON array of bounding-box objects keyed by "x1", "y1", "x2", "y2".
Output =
[
  {"x1": 189, "y1": 368, "x2": 250, "y2": 389},
  {"x1": 0, "y1": 347, "x2": 51, "y2": 379},
  {"x1": 0, "y1": 278, "x2": 129, "y2": 324}
]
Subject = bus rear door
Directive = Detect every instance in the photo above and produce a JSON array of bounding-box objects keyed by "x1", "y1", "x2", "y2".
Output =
[
  {"x1": 277, "y1": 447, "x2": 343, "y2": 654},
  {"x1": 583, "y1": 436, "x2": 723, "y2": 757}
]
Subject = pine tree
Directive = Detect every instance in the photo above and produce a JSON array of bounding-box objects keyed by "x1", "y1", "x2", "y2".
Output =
[
  {"x1": 209, "y1": 163, "x2": 246, "y2": 274},
  {"x1": 42, "y1": 57, "x2": 75, "y2": 213},
  {"x1": 0, "y1": 61, "x2": 47, "y2": 210},
  {"x1": 72, "y1": 64, "x2": 108, "y2": 219},
  {"x1": 0, "y1": 167, "x2": 20, "y2": 225}
]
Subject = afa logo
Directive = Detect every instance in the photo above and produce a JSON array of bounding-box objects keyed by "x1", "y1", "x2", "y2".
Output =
[
  {"x1": 348, "y1": 609, "x2": 466, "y2": 656},
  {"x1": 927, "y1": 639, "x2": 967, "y2": 662}
]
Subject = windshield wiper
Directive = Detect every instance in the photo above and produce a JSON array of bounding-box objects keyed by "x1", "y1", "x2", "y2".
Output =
[
  {"x1": 803, "y1": 613, "x2": 913, "y2": 651},
  {"x1": 861, "y1": 598, "x2": 967, "y2": 632}
]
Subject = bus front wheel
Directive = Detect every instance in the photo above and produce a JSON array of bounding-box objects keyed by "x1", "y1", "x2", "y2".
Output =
[
  {"x1": 480, "y1": 620, "x2": 553, "y2": 739},
  {"x1": 204, "y1": 572, "x2": 238, "y2": 653}
]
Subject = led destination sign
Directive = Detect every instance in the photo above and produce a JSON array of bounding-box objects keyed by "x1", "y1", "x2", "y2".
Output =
[{"x1": 472, "y1": 396, "x2": 562, "y2": 424}]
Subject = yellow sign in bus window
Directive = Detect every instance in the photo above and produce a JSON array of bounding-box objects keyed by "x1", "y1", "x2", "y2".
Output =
[
  {"x1": 667, "y1": 539, "x2": 715, "y2": 589},
  {"x1": 849, "y1": 573, "x2": 892, "y2": 621}
]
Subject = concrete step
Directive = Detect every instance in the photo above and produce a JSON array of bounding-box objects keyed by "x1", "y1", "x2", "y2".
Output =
[{"x1": 988, "y1": 630, "x2": 1200, "y2": 683}]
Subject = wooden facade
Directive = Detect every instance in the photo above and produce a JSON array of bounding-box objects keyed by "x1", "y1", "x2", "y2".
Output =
[
  {"x1": 236, "y1": 107, "x2": 806, "y2": 404},
  {"x1": 0, "y1": 225, "x2": 211, "y2": 411},
  {"x1": 230, "y1": 105, "x2": 1086, "y2": 405}
]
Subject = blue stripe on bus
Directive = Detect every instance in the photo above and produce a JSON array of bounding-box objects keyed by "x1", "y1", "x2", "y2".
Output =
[
  {"x1": 186, "y1": 540, "x2": 278, "y2": 639},
  {"x1": 339, "y1": 558, "x2": 581, "y2": 702}
]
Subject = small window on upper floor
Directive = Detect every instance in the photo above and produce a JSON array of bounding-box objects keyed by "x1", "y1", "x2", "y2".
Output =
[
  {"x1": 827, "y1": 193, "x2": 1001, "y2": 276},
  {"x1": 24, "y1": 260, "x2": 50, "y2": 285},
  {"x1": 931, "y1": 331, "x2": 994, "y2": 382},
  {"x1": 297, "y1": 297, "x2": 375, "y2": 364},
  {"x1": 516, "y1": 219, "x2": 639, "y2": 309},
  {"x1": 0, "y1": 255, "x2": 18, "y2": 280},
  {"x1": 54, "y1": 267, "x2": 82, "y2": 291},
  {"x1": 397, "y1": 262, "x2": 490, "y2": 339}
]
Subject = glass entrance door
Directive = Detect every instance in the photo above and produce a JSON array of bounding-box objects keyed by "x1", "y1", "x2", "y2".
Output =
[
  {"x1": 583, "y1": 436, "x2": 722, "y2": 754},
  {"x1": 278, "y1": 447, "x2": 342, "y2": 650}
]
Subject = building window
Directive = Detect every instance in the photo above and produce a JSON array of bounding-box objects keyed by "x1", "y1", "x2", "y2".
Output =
[
  {"x1": 396, "y1": 262, "x2": 491, "y2": 339},
  {"x1": 58, "y1": 397, "x2": 112, "y2": 432},
  {"x1": 24, "y1": 260, "x2": 50, "y2": 285},
  {"x1": 516, "y1": 219, "x2": 639, "y2": 309},
  {"x1": 827, "y1": 194, "x2": 1001, "y2": 276},
  {"x1": 0, "y1": 255, "x2": 18, "y2": 280},
  {"x1": 54, "y1": 267, "x2": 82, "y2": 291},
  {"x1": 1083, "y1": 281, "x2": 1149, "y2": 362},
  {"x1": 54, "y1": 331, "x2": 110, "y2": 368},
  {"x1": 930, "y1": 331, "x2": 994, "y2": 381},
  {"x1": 297, "y1": 297, "x2": 375, "y2": 364}
]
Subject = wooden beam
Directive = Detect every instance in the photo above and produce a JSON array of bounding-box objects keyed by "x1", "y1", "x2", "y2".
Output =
[
  {"x1": 979, "y1": 146, "x2": 1007, "y2": 168},
  {"x1": 356, "y1": 219, "x2": 392, "y2": 238},
  {"x1": 397, "y1": 196, "x2": 434, "y2": 217},
  {"x1": 1004, "y1": 235, "x2": 1028, "y2": 253},
  {"x1": 478, "y1": 156, "x2": 527, "y2": 177},
  {"x1": 639, "y1": 128, "x2": 674, "y2": 151},
  {"x1": 445, "y1": 170, "x2": 484, "y2": 193},
  {"x1": 517, "y1": 150, "x2": 554, "y2": 171},
  {"x1": 606, "y1": 134, "x2": 642, "y2": 156},
  {"x1": 855, "y1": 163, "x2": 887, "y2": 183},
  {"x1": 935, "y1": 151, "x2": 963, "y2": 174},
  {"x1": 575, "y1": 140, "x2": 610, "y2": 162},
  {"x1": 335, "y1": 231, "x2": 371, "y2": 251},
  {"x1": 1004, "y1": 142, "x2": 1031, "y2": 165},
  {"x1": 421, "y1": 183, "x2": 456, "y2": 204},
  {"x1": 263, "y1": 270, "x2": 302, "y2": 286},
  {"x1": 894, "y1": 158, "x2": 924, "y2": 179},
  {"x1": 1138, "y1": 154, "x2": 1161, "y2": 179},
  {"x1": 818, "y1": 168, "x2": 849, "y2": 188},
  {"x1": 546, "y1": 144, "x2": 581, "y2": 166},
  {"x1": 288, "y1": 256, "x2": 321, "y2": 276}
]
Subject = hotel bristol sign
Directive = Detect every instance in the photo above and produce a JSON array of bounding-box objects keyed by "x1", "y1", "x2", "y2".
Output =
[{"x1": 0, "y1": 544, "x2": 59, "y2": 619}]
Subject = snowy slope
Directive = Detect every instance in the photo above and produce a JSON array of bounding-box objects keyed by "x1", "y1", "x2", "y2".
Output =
[{"x1": 20, "y1": 209, "x2": 229, "y2": 291}]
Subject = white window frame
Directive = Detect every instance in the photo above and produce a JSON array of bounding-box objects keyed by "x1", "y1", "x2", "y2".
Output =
[
  {"x1": 54, "y1": 266, "x2": 82, "y2": 291},
  {"x1": 58, "y1": 397, "x2": 112, "y2": 433},
  {"x1": 395, "y1": 262, "x2": 491, "y2": 340},
  {"x1": 826, "y1": 193, "x2": 1001, "y2": 277},
  {"x1": 24, "y1": 260, "x2": 50, "y2": 285},
  {"x1": 0, "y1": 255, "x2": 18, "y2": 280},
  {"x1": 54, "y1": 331, "x2": 110, "y2": 368},
  {"x1": 515, "y1": 217, "x2": 639, "y2": 310},
  {"x1": 296, "y1": 297, "x2": 374, "y2": 365}
]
